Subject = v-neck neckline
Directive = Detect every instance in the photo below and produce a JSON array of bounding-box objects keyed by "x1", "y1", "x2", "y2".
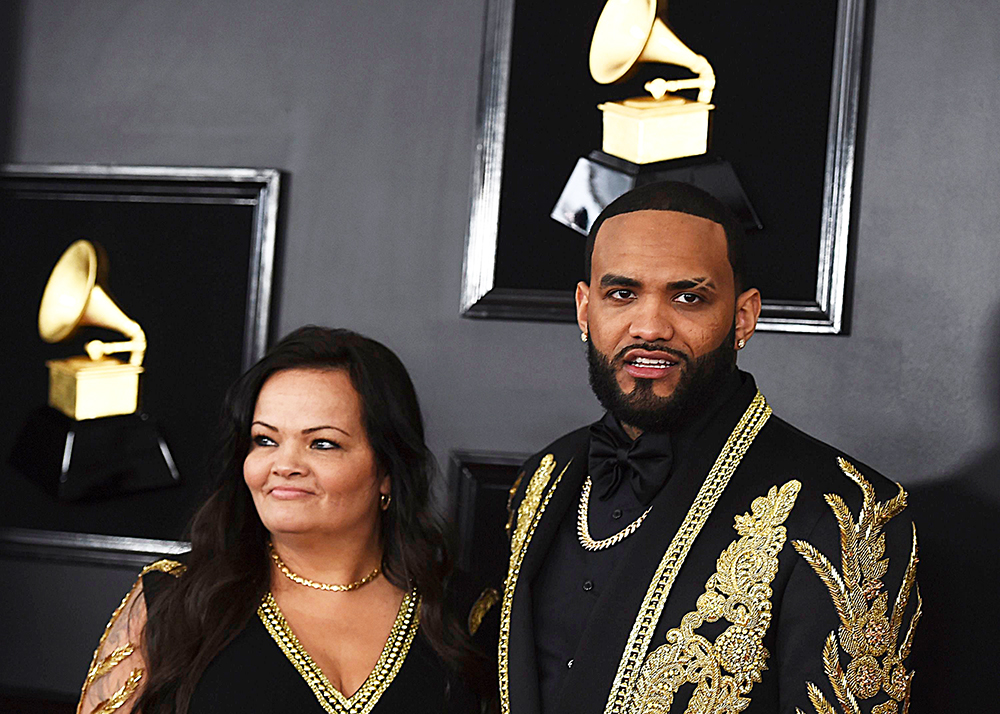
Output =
[{"x1": 258, "y1": 589, "x2": 420, "y2": 714}]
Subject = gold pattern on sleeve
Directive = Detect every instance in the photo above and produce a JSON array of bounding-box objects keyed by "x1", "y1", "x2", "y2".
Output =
[
  {"x1": 505, "y1": 470, "x2": 526, "y2": 539},
  {"x1": 629, "y1": 479, "x2": 801, "y2": 714},
  {"x1": 89, "y1": 669, "x2": 144, "y2": 714},
  {"x1": 792, "y1": 458, "x2": 921, "y2": 714},
  {"x1": 77, "y1": 558, "x2": 185, "y2": 714},
  {"x1": 258, "y1": 589, "x2": 420, "y2": 714},
  {"x1": 468, "y1": 587, "x2": 501, "y2": 635}
]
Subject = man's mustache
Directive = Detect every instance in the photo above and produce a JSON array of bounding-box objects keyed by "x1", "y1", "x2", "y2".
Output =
[{"x1": 612, "y1": 343, "x2": 691, "y2": 366}]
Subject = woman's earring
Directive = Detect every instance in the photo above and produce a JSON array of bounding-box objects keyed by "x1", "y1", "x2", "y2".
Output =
[
  {"x1": 737, "y1": 338, "x2": 746, "y2": 350},
  {"x1": 380, "y1": 492, "x2": 392, "y2": 511},
  {"x1": 581, "y1": 331, "x2": 588, "y2": 343}
]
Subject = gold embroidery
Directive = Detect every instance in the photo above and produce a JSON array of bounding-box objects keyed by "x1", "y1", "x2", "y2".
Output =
[
  {"x1": 77, "y1": 558, "x2": 185, "y2": 714},
  {"x1": 90, "y1": 668, "x2": 143, "y2": 714},
  {"x1": 258, "y1": 590, "x2": 420, "y2": 714},
  {"x1": 604, "y1": 391, "x2": 772, "y2": 714},
  {"x1": 510, "y1": 454, "x2": 556, "y2": 557},
  {"x1": 505, "y1": 470, "x2": 526, "y2": 538},
  {"x1": 792, "y1": 458, "x2": 920, "y2": 714},
  {"x1": 499, "y1": 458, "x2": 571, "y2": 714},
  {"x1": 468, "y1": 587, "x2": 501, "y2": 635},
  {"x1": 629, "y1": 479, "x2": 801, "y2": 713}
]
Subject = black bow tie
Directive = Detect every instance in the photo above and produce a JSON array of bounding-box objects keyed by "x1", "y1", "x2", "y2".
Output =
[{"x1": 587, "y1": 413, "x2": 673, "y2": 505}]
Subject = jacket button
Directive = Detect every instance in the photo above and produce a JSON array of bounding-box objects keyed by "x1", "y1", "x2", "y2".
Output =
[
  {"x1": 583, "y1": 580, "x2": 594, "y2": 592},
  {"x1": 612, "y1": 508, "x2": 623, "y2": 520}
]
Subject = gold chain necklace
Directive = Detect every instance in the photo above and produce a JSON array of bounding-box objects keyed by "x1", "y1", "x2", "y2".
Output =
[
  {"x1": 269, "y1": 542, "x2": 381, "y2": 592},
  {"x1": 577, "y1": 476, "x2": 653, "y2": 551}
]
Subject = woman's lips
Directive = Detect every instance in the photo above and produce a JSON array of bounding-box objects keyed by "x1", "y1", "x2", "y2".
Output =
[{"x1": 268, "y1": 486, "x2": 316, "y2": 500}]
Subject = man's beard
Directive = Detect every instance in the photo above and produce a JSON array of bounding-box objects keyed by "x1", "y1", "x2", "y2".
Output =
[{"x1": 587, "y1": 325, "x2": 737, "y2": 434}]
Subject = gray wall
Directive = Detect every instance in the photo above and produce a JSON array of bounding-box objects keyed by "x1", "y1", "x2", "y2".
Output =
[{"x1": 2, "y1": 0, "x2": 996, "y2": 706}]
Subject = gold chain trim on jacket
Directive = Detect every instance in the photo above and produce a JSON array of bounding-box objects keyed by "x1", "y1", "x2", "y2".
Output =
[
  {"x1": 629, "y1": 479, "x2": 802, "y2": 713},
  {"x1": 77, "y1": 559, "x2": 186, "y2": 714},
  {"x1": 792, "y1": 458, "x2": 920, "y2": 714},
  {"x1": 469, "y1": 587, "x2": 501, "y2": 635},
  {"x1": 499, "y1": 455, "x2": 572, "y2": 714},
  {"x1": 603, "y1": 391, "x2": 772, "y2": 714},
  {"x1": 577, "y1": 475, "x2": 653, "y2": 551},
  {"x1": 258, "y1": 590, "x2": 420, "y2": 714}
]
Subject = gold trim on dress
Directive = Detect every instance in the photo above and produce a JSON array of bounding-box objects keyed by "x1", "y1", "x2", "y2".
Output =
[
  {"x1": 499, "y1": 456, "x2": 572, "y2": 714},
  {"x1": 258, "y1": 589, "x2": 420, "y2": 714},
  {"x1": 77, "y1": 558, "x2": 186, "y2": 714},
  {"x1": 603, "y1": 391, "x2": 772, "y2": 714},
  {"x1": 792, "y1": 458, "x2": 920, "y2": 714},
  {"x1": 628, "y1": 479, "x2": 802, "y2": 713}
]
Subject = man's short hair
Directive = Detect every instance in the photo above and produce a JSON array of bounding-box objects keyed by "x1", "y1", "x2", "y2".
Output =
[{"x1": 584, "y1": 181, "x2": 750, "y2": 293}]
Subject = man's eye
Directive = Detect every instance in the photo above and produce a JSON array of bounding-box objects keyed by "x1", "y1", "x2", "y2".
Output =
[
  {"x1": 311, "y1": 439, "x2": 341, "y2": 450},
  {"x1": 252, "y1": 434, "x2": 276, "y2": 447},
  {"x1": 675, "y1": 292, "x2": 701, "y2": 305},
  {"x1": 608, "y1": 289, "x2": 635, "y2": 301}
]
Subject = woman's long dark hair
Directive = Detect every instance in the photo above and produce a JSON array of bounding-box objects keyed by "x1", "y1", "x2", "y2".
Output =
[{"x1": 134, "y1": 326, "x2": 493, "y2": 712}]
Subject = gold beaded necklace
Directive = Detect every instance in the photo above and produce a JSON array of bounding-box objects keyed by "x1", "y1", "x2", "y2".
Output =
[
  {"x1": 269, "y1": 542, "x2": 381, "y2": 592},
  {"x1": 577, "y1": 476, "x2": 653, "y2": 551}
]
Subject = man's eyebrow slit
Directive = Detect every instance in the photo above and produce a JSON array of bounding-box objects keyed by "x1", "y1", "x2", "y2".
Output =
[{"x1": 671, "y1": 277, "x2": 716, "y2": 290}]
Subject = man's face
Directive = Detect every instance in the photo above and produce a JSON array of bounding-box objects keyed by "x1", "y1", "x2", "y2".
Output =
[{"x1": 576, "y1": 209, "x2": 760, "y2": 432}]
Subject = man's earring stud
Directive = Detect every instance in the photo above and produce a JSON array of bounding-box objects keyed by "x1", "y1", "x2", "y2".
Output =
[
  {"x1": 737, "y1": 338, "x2": 746, "y2": 349},
  {"x1": 581, "y1": 332, "x2": 589, "y2": 343}
]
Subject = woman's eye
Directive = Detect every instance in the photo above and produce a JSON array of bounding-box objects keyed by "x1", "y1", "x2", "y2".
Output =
[
  {"x1": 252, "y1": 434, "x2": 276, "y2": 447},
  {"x1": 311, "y1": 439, "x2": 341, "y2": 450}
]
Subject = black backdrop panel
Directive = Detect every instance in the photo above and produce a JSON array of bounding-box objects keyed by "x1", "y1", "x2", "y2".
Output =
[
  {"x1": 495, "y1": 0, "x2": 836, "y2": 300},
  {"x1": 0, "y1": 168, "x2": 278, "y2": 541}
]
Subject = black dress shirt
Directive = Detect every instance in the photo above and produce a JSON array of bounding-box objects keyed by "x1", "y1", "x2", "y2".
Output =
[{"x1": 531, "y1": 370, "x2": 744, "y2": 712}]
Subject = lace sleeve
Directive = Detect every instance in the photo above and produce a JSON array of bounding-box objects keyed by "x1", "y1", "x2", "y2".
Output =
[{"x1": 76, "y1": 577, "x2": 148, "y2": 714}]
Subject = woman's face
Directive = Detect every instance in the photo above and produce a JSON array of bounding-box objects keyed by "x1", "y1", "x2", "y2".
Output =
[{"x1": 244, "y1": 368, "x2": 388, "y2": 540}]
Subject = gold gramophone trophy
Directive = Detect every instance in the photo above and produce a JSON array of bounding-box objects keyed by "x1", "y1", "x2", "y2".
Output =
[
  {"x1": 9, "y1": 240, "x2": 179, "y2": 500},
  {"x1": 39, "y1": 239, "x2": 147, "y2": 420},
  {"x1": 551, "y1": 0, "x2": 759, "y2": 235},
  {"x1": 591, "y1": 0, "x2": 716, "y2": 164}
]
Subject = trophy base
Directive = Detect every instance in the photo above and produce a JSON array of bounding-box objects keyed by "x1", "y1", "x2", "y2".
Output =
[
  {"x1": 551, "y1": 151, "x2": 762, "y2": 237},
  {"x1": 47, "y1": 355, "x2": 143, "y2": 420},
  {"x1": 598, "y1": 98, "x2": 713, "y2": 164},
  {"x1": 8, "y1": 407, "x2": 180, "y2": 501}
]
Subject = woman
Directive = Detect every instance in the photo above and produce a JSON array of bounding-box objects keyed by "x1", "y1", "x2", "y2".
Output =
[{"x1": 78, "y1": 326, "x2": 498, "y2": 714}]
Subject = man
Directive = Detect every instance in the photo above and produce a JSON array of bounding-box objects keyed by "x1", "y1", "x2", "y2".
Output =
[{"x1": 499, "y1": 182, "x2": 919, "y2": 714}]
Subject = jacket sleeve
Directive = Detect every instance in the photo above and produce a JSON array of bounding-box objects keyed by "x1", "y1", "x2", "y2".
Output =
[{"x1": 776, "y1": 458, "x2": 920, "y2": 714}]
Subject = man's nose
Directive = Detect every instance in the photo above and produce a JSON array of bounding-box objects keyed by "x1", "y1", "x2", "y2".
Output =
[{"x1": 628, "y1": 297, "x2": 675, "y2": 343}]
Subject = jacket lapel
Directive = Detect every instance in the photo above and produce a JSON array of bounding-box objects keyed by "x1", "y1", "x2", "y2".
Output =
[{"x1": 504, "y1": 443, "x2": 589, "y2": 714}]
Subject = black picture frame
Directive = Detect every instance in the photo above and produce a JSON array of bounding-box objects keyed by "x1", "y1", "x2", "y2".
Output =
[
  {"x1": 461, "y1": 0, "x2": 867, "y2": 333},
  {"x1": 0, "y1": 164, "x2": 281, "y2": 562},
  {"x1": 447, "y1": 450, "x2": 525, "y2": 587}
]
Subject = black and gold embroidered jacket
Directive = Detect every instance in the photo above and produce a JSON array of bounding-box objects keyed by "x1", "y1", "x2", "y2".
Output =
[{"x1": 499, "y1": 374, "x2": 920, "y2": 714}]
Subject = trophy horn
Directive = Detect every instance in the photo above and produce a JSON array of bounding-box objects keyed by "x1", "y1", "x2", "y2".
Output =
[
  {"x1": 38, "y1": 240, "x2": 146, "y2": 366},
  {"x1": 590, "y1": 0, "x2": 715, "y2": 104}
]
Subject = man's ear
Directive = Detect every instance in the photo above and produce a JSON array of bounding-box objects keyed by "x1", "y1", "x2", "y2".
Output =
[
  {"x1": 734, "y1": 287, "x2": 761, "y2": 347},
  {"x1": 576, "y1": 281, "x2": 590, "y2": 335}
]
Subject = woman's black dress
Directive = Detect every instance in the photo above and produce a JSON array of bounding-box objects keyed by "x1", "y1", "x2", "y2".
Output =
[{"x1": 142, "y1": 565, "x2": 481, "y2": 713}]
